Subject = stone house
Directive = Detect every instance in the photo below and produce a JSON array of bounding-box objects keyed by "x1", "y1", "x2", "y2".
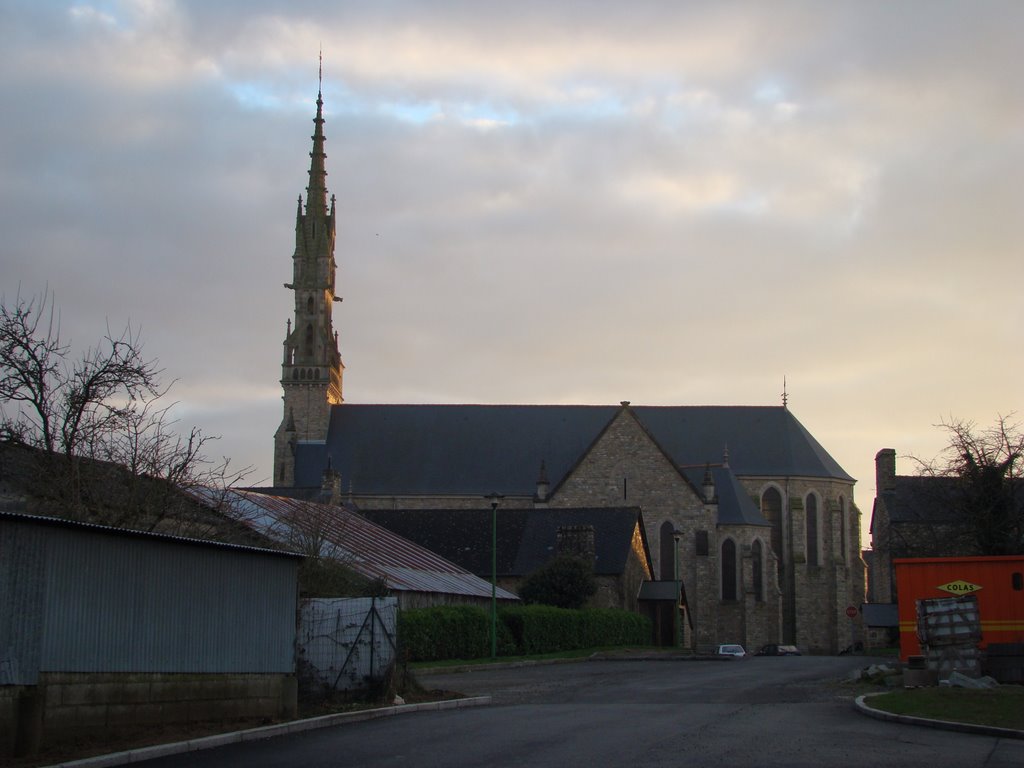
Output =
[
  {"x1": 867, "y1": 448, "x2": 1024, "y2": 605},
  {"x1": 269, "y1": 85, "x2": 866, "y2": 654},
  {"x1": 357, "y1": 506, "x2": 653, "y2": 612}
]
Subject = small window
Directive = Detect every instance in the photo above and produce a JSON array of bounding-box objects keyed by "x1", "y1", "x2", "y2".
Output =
[
  {"x1": 695, "y1": 530, "x2": 709, "y2": 557},
  {"x1": 1013, "y1": 572, "x2": 1023, "y2": 591}
]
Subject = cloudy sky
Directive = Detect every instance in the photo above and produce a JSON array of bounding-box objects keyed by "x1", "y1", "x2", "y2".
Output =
[{"x1": 2, "y1": 1, "x2": 1021, "y2": 545}]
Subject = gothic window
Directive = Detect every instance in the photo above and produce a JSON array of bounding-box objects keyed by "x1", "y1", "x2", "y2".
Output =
[
  {"x1": 761, "y1": 487, "x2": 783, "y2": 585},
  {"x1": 752, "y1": 539, "x2": 764, "y2": 602},
  {"x1": 306, "y1": 297, "x2": 314, "y2": 314},
  {"x1": 292, "y1": 369, "x2": 298, "y2": 380},
  {"x1": 839, "y1": 496, "x2": 848, "y2": 565},
  {"x1": 806, "y1": 494, "x2": 819, "y2": 567},
  {"x1": 304, "y1": 324, "x2": 314, "y2": 357},
  {"x1": 721, "y1": 538, "x2": 737, "y2": 601},
  {"x1": 659, "y1": 521, "x2": 676, "y2": 580}
]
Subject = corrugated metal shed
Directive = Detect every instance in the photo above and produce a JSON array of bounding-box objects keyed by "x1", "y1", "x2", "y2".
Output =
[
  {"x1": 218, "y1": 490, "x2": 518, "y2": 602},
  {"x1": 0, "y1": 512, "x2": 301, "y2": 684}
]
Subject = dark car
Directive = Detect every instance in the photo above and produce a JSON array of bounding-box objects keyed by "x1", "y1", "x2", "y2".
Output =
[{"x1": 756, "y1": 644, "x2": 801, "y2": 656}]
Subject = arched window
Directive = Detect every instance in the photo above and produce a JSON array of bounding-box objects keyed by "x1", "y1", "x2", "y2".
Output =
[
  {"x1": 721, "y1": 539, "x2": 737, "y2": 601},
  {"x1": 839, "y1": 496, "x2": 848, "y2": 565},
  {"x1": 306, "y1": 296, "x2": 314, "y2": 314},
  {"x1": 304, "y1": 324, "x2": 314, "y2": 357},
  {"x1": 752, "y1": 539, "x2": 764, "y2": 602},
  {"x1": 761, "y1": 487, "x2": 783, "y2": 586},
  {"x1": 806, "y1": 494, "x2": 819, "y2": 567},
  {"x1": 659, "y1": 521, "x2": 677, "y2": 581}
]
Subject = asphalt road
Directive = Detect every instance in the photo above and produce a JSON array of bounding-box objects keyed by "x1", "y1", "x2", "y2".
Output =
[{"x1": 140, "y1": 656, "x2": 1024, "y2": 768}]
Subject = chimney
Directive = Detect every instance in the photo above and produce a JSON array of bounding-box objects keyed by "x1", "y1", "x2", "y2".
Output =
[
  {"x1": 702, "y1": 464, "x2": 716, "y2": 504},
  {"x1": 534, "y1": 460, "x2": 550, "y2": 507},
  {"x1": 875, "y1": 448, "x2": 897, "y2": 493}
]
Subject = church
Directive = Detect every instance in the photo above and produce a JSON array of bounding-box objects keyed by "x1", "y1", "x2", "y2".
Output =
[{"x1": 270, "y1": 85, "x2": 867, "y2": 654}]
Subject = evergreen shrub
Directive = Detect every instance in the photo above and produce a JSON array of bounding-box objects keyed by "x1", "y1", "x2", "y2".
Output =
[{"x1": 400, "y1": 604, "x2": 651, "y2": 662}]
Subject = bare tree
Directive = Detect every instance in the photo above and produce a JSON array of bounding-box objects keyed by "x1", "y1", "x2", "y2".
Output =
[
  {"x1": 1, "y1": 288, "x2": 251, "y2": 530},
  {"x1": 0, "y1": 289, "x2": 162, "y2": 458},
  {"x1": 913, "y1": 415, "x2": 1024, "y2": 556}
]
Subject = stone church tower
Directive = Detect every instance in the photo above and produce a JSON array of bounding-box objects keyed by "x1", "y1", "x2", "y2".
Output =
[{"x1": 273, "y1": 84, "x2": 344, "y2": 486}]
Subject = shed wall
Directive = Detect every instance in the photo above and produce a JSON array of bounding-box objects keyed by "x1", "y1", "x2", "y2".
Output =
[
  {"x1": 2, "y1": 518, "x2": 299, "y2": 678},
  {"x1": 0, "y1": 521, "x2": 46, "y2": 684}
]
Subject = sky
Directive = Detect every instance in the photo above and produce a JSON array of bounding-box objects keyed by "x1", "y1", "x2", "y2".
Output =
[{"x1": 1, "y1": 1, "x2": 1021, "y2": 548}]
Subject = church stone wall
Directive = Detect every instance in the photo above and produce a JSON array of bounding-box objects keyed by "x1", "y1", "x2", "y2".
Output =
[
  {"x1": 741, "y1": 477, "x2": 865, "y2": 653},
  {"x1": 548, "y1": 408, "x2": 784, "y2": 651}
]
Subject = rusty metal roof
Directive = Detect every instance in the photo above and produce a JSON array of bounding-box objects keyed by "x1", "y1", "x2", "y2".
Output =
[{"x1": 218, "y1": 489, "x2": 518, "y2": 601}]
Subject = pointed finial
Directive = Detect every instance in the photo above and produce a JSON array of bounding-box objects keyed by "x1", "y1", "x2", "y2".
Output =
[
  {"x1": 318, "y1": 47, "x2": 323, "y2": 97},
  {"x1": 722, "y1": 444, "x2": 730, "y2": 468},
  {"x1": 781, "y1": 376, "x2": 789, "y2": 408}
]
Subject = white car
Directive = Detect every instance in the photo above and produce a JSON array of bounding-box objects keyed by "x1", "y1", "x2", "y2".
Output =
[{"x1": 717, "y1": 643, "x2": 747, "y2": 658}]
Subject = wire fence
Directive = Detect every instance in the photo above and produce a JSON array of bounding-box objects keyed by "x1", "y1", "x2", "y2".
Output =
[{"x1": 298, "y1": 597, "x2": 398, "y2": 693}]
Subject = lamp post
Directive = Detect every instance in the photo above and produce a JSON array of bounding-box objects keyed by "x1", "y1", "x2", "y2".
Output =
[
  {"x1": 673, "y1": 531, "x2": 682, "y2": 648},
  {"x1": 485, "y1": 492, "x2": 504, "y2": 659}
]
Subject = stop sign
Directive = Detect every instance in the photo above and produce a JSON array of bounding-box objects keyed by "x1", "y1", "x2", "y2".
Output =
[{"x1": 846, "y1": 606, "x2": 858, "y2": 618}]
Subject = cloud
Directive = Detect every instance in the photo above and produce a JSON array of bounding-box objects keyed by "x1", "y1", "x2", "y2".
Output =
[{"x1": 1, "y1": 1, "x2": 1022, "y2": 546}]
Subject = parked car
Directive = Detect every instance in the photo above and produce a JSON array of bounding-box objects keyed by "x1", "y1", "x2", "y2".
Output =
[
  {"x1": 755, "y1": 644, "x2": 801, "y2": 656},
  {"x1": 717, "y1": 643, "x2": 747, "y2": 658}
]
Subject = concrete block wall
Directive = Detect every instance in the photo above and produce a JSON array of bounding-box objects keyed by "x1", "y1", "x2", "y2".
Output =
[
  {"x1": 0, "y1": 686, "x2": 21, "y2": 756},
  {"x1": 7, "y1": 672, "x2": 297, "y2": 756}
]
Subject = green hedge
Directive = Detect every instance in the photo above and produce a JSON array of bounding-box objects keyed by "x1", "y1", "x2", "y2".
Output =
[{"x1": 399, "y1": 604, "x2": 650, "y2": 662}]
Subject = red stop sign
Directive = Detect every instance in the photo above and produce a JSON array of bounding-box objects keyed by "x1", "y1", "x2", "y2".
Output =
[{"x1": 846, "y1": 606, "x2": 858, "y2": 618}]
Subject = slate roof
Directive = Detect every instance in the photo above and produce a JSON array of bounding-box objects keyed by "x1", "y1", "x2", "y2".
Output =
[
  {"x1": 358, "y1": 506, "x2": 649, "y2": 579},
  {"x1": 680, "y1": 465, "x2": 770, "y2": 526},
  {"x1": 873, "y1": 474, "x2": 1024, "y2": 533},
  {"x1": 861, "y1": 602, "x2": 899, "y2": 627},
  {"x1": 293, "y1": 404, "x2": 852, "y2": 496},
  {"x1": 874, "y1": 475, "x2": 966, "y2": 527}
]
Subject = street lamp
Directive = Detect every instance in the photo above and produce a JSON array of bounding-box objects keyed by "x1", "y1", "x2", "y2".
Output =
[
  {"x1": 485, "y1": 492, "x2": 504, "y2": 659},
  {"x1": 673, "y1": 530, "x2": 683, "y2": 648}
]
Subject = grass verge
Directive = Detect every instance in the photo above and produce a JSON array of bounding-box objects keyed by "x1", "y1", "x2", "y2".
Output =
[{"x1": 868, "y1": 686, "x2": 1024, "y2": 730}]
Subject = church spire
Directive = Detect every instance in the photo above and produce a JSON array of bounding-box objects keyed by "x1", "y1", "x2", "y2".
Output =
[
  {"x1": 274, "y1": 68, "x2": 344, "y2": 487},
  {"x1": 306, "y1": 71, "x2": 328, "y2": 217}
]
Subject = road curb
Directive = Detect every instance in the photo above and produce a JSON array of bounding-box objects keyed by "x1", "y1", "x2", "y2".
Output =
[
  {"x1": 854, "y1": 693, "x2": 1024, "y2": 740},
  {"x1": 42, "y1": 696, "x2": 493, "y2": 768}
]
